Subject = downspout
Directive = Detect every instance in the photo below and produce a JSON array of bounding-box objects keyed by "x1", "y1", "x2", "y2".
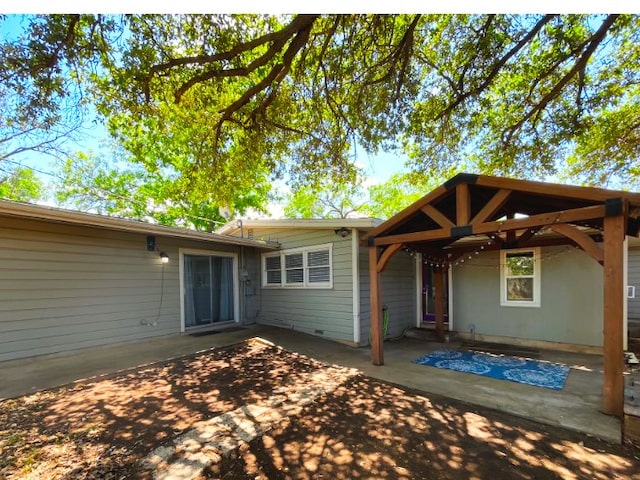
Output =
[
  {"x1": 352, "y1": 228, "x2": 361, "y2": 344},
  {"x1": 624, "y1": 236, "x2": 629, "y2": 350},
  {"x1": 240, "y1": 245, "x2": 246, "y2": 324}
]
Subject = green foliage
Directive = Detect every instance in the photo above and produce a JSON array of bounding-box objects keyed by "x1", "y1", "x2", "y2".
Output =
[
  {"x1": 0, "y1": 167, "x2": 45, "y2": 202},
  {"x1": 3, "y1": 13, "x2": 640, "y2": 211},
  {"x1": 364, "y1": 173, "x2": 447, "y2": 219},
  {"x1": 56, "y1": 152, "x2": 269, "y2": 230},
  {"x1": 283, "y1": 171, "x2": 446, "y2": 220},
  {"x1": 283, "y1": 179, "x2": 368, "y2": 219},
  {"x1": 505, "y1": 252, "x2": 534, "y2": 276}
]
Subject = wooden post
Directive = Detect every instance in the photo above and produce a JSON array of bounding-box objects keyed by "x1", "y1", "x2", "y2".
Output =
[
  {"x1": 603, "y1": 204, "x2": 625, "y2": 416},
  {"x1": 434, "y1": 265, "x2": 446, "y2": 342},
  {"x1": 369, "y1": 245, "x2": 384, "y2": 365}
]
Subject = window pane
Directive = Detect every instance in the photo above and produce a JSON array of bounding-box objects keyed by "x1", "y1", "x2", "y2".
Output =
[
  {"x1": 286, "y1": 268, "x2": 304, "y2": 284},
  {"x1": 210, "y1": 256, "x2": 234, "y2": 322},
  {"x1": 308, "y1": 249, "x2": 330, "y2": 267},
  {"x1": 505, "y1": 252, "x2": 534, "y2": 276},
  {"x1": 266, "y1": 270, "x2": 282, "y2": 284},
  {"x1": 285, "y1": 253, "x2": 303, "y2": 269},
  {"x1": 309, "y1": 266, "x2": 330, "y2": 283},
  {"x1": 184, "y1": 255, "x2": 212, "y2": 326},
  {"x1": 506, "y1": 278, "x2": 534, "y2": 301},
  {"x1": 265, "y1": 256, "x2": 281, "y2": 270}
]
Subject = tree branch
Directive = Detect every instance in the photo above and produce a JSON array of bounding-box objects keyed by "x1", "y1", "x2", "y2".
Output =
[
  {"x1": 438, "y1": 14, "x2": 557, "y2": 120},
  {"x1": 263, "y1": 118, "x2": 323, "y2": 142},
  {"x1": 212, "y1": 19, "x2": 316, "y2": 146},
  {"x1": 144, "y1": 15, "x2": 319, "y2": 102},
  {"x1": 360, "y1": 15, "x2": 421, "y2": 90},
  {"x1": 502, "y1": 14, "x2": 619, "y2": 146}
]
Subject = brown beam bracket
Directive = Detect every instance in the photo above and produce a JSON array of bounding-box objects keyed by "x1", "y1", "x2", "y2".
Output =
[{"x1": 549, "y1": 224, "x2": 604, "y2": 264}]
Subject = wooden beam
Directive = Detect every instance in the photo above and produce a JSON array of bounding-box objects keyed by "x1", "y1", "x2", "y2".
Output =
[
  {"x1": 518, "y1": 234, "x2": 602, "y2": 249},
  {"x1": 421, "y1": 204, "x2": 455, "y2": 229},
  {"x1": 374, "y1": 228, "x2": 450, "y2": 246},
  {"x1": 506, "y1": 213, "x2": 516, "y2": 244},
  {"x1": 602, "y1": 210, "x2": 626, "y2": 416},
  {"x1": 470, "y1": 188, "x2": 511, "y2": 224},
  {"x1": 365, "y1": 185, "x2": 449, "y2": 238},
  {"x1": 478, "y1": 205, "x2": 606, "y2": 236},
  {"x1": 369, "y1": 246, "x2": 384, "y2": 365},
  {"x1": 433, "y1": 266, "x2": 446, "y2": 342},
  {"x1": 456, "y1": 183, "x2": 471, "y2": 225},
  {"x1": 376, "y1": 243, "x2": 404, "y2": 273},
  {"x1": 475, "y1": 174, "x2": 640, "y2": 205},
  {"x1": 516, "y1": 227, "x2": 538, "y2": 245},
  {"x1": 550, "y1": 224, "x2": 604, "y2": 264},
  {"x1": 373, "y1": 204, "x2": 606, "y2": 246}
]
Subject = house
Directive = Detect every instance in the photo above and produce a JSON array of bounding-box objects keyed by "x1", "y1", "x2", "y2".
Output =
[
  {"x1": 0, "y1": 200, "x2": 278, "y2": 362},
  {"x1": 0, "y1": 203, "x2": 415, "y2": 363},
  {"x1": 3, "y1": 173, "x2": 640, "y2": 416},
  {"x1": 216, "y1": 218, "x2": 418, "y2": 345}
]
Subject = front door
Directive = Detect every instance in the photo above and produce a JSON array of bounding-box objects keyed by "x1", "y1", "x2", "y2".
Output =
[{"x1": 422, "y1": 263, "x2": 448, "y2": 323}]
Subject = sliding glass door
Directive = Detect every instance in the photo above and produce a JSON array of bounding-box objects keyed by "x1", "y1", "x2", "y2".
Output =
[{"x1": 182, "y1": 251, "x2": 237, "y2": 328}]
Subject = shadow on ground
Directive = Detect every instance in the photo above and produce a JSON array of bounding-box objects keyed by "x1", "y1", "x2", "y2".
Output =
[
  {"x1": 217, "y1": 375, "x2": 638, "y2": 479},
  {"x1": 0, "y1": 338, "x2": 638, "y2": 479}
]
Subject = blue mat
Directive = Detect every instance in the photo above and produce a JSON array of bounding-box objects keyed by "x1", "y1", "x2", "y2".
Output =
[{"x1": 413, "y1": 349, "x2": 570, "y2": 390}]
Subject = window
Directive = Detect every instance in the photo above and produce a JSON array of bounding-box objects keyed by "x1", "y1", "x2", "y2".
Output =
[
  {"x1": 500, "y1": 248, "x2": 540, "y2": 307},
  {"x1": 263, "y1": 244, "x2": 333, "y2": 288}
]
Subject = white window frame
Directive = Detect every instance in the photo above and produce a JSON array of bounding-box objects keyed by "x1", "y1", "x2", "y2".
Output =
[
  {"x1": 500, "y1": 247, "x2": 541, "y2": 308},
  {"x1": 262, "y1": 243, "x2": 333, "y2": 289}
]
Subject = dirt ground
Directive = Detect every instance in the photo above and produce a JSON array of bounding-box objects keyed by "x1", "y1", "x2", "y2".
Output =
[{"x1": 1, "y1": 338, "x2": 639, "y2": 480}]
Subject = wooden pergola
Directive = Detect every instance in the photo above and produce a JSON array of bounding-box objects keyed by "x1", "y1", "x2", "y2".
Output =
[{"x1": 365, "y1": 173, "x2": 640, "y2": 417}]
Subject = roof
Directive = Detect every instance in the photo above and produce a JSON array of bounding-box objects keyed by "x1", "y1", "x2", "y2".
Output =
[
  {"x1": 366, "y1": 173, "x2": 640, "y2": 253},
  {"x1": 0, "y1": 199, "x2": 279, "y2": 249},
  {"x1": 217, "y1": 217, "x2": 383, "y2": 235}
]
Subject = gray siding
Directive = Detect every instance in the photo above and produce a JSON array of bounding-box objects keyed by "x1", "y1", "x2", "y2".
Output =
[
  {"x1": 452, "y1": 246, "x2": 603, "y2": 347},
  {"x1": 359, "y1": 247, "x2": 416, "y2": 344},
  {"x1": 246, "y1": 228, "x2": 355, "y2": 343},
  {"x1": 628, "y1": 247, "x2": 640, "y2": 319},
  {"x1": 0, "y1": 217, "x2": 261, "y2": 361}
]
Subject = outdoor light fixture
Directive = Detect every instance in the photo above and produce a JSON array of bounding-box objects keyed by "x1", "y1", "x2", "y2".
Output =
[
  {"x1": 159, "y1": 252, "x2": 169, "y2": 263},
  {"x1": 334, "y1": 227, "x2": 350, "y2": 238},
  {"x1": 147, "y1": 235, "x2": 156, "y2": 251}
]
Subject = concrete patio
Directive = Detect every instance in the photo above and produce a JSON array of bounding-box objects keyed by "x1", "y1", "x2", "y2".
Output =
[{"x1": 0, "y1": 324, "x2": 621, "y2": 443}]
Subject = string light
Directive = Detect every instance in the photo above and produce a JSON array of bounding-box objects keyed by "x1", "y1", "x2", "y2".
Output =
[{"x1": 405, "y1": 230, "x2": 593, "y2": 269}]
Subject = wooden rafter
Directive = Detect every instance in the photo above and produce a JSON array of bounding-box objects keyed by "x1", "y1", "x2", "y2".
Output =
[
  {"x1": 421, "y1": 204, "x2": 455, "y2": 229},
  {"x1": 365, "y1": 184, "x2": 449, "y2": 238},
  {"x1": 470, "y1": 188, "x2": 511, "y2": 224},
  {"x1": 474, "y1": 174, "x2": 640, "y2": 204}
]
